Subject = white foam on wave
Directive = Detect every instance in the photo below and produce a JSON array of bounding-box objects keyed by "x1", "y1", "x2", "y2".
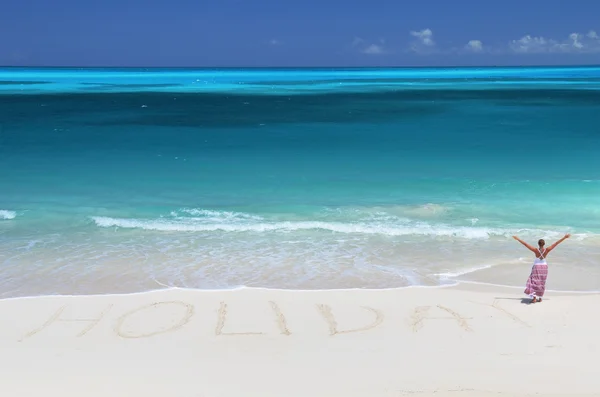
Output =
[
  {"x1": 0, "y1": 210, "x2": 16, "y2": 220},
  {"x1": 90, "y1": 208, "x2": 577, "y2": 240},
  {"x1": 94, "y1": 215, "x2": 493, "y2": 237},
  {"x1": 435, "y1": 264, "x2": 495, "y2": 279},
  {"x1": 172, "y1": 208, "x2": 263, "y2": 222},
  {"x1": 0, "y1": 283, "x2": 467, "y2": 302},
  {"x1": 433, "y1": 257, "x2": 538, "y2": 284}
]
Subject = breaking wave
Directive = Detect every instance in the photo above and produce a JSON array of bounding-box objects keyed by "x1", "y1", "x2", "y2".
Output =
[
  {"x1": 90, "y1": 208, "x2": 575, "y2": 240},
  {"x1": 0, "y1": 210, "x2": 16, "y2": 220}
]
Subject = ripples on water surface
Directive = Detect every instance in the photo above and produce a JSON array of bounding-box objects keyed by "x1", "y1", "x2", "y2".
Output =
[{"x1": 1, "y1": 66, "x2": 600, "y2": 297}]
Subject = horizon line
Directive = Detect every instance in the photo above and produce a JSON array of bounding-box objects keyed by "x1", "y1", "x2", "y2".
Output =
[{"x1": 2, "y1": 64, "x2": 600, "y2": 70}]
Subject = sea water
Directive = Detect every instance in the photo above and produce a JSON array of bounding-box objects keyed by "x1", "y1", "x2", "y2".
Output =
[{"x1": 1, "y1": 66, "x2": 600, "y2": 298}]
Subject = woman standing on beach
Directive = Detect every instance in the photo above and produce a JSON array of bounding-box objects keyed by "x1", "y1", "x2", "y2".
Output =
[{"x1": 512, "y1": 234, "x2": 571, "y2": 303}]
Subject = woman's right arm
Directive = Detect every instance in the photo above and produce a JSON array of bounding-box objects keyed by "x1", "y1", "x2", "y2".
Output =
[{"x1": 512, "y1": 236, "x2": 537, "y2": 253}]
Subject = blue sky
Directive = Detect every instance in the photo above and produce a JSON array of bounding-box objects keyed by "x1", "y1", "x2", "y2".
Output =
[{"x1": 1, "y1": 0, "x2": 599, "y2": 67}]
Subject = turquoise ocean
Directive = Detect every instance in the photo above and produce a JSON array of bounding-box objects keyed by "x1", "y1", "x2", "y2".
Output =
[{"x1": 1, "y1": 66, "x2": 600, "y2": 298}]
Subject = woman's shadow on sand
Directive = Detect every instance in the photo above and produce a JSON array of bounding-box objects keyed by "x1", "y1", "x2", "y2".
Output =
[{"x1": 495, "y1": 297, "x2": 541, "y2": 305}]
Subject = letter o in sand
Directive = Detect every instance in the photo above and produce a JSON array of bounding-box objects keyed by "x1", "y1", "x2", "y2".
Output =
[{"x1": 114, "y1": 301, "x2": 195, "y2": 339}]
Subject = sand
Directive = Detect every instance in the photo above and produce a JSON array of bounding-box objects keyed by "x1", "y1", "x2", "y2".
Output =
[{"x1": 0, "y1": 284, "x2": 599, "y2": 397}]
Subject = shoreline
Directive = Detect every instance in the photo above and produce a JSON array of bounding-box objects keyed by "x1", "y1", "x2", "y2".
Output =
[
  {"x1": 4, "y1": 209, "x2": 600, "y2": 295},
  {"x1": 2, "y1": 279, "x2": 600, "y2": 303}
]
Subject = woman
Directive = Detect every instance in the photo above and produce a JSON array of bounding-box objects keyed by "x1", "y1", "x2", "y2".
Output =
[{"x1": 512, "y1": 233, "x2": 570, "y2": 303}]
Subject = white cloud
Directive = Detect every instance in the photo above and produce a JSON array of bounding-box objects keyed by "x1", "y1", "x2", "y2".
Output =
[
  {"x1": 362, "y1": 44, "x2": 385, "y2": 54},
  {"x1": 346, "y1": 29, "x2": 600, "y2": 56},
  {"x1": 351, "y1": 37, "x2": 389, "y2": 55},
  {"x1": 408, "y1": 29, "x2": 437, "y2": 54},
  {"x1": 509, "y1": 35, "x2": 549, "y2": 53},
  {"x1": 509, "y1": 30, "x2": 600, "y2": 54},
  {"x1": 465, "y1": 40, "x2": 484, "y2": 53},
  {"x1": 269, "y1": 39, "x2": 281, "y2": 46},
  {"x1": 568, "y1": 33, "x2": 584, "y2": 49},
  {"x1": 410, "y1": 29, "x2": 434, "y2": 46}
]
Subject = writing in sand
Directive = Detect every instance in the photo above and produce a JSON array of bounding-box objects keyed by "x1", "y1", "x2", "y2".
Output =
[{"x1": 7, "y1": 298, "x2": 538, "y2": 342}]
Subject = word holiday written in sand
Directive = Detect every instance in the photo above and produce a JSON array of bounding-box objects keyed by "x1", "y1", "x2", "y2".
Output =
[{"x1": 17, "y1": 299, "x2": 529, "y2": 342}]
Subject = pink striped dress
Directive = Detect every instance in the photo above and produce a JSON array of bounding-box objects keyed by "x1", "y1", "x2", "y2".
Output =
[{"x1": 524, "y1": 247, "x2": 549, "y2": 298}]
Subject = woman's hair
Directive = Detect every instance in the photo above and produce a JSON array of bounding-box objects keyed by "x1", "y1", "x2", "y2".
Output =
[{"x1": 538, "y1": 239, "x2": 545, "y2": 247}]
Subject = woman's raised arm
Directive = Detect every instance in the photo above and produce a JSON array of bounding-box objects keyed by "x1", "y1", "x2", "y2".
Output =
[
  {"x1": 512, "y1": 235, "x2": 538, "y2": 253},
  {"x1": 545, "y1": 233, "x2": 571, "y2": 254}
]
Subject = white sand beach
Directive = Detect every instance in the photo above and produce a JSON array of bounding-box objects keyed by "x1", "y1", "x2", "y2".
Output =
[{"x1": 1, "y1": 284, "x2": 599, "y2": 397}]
